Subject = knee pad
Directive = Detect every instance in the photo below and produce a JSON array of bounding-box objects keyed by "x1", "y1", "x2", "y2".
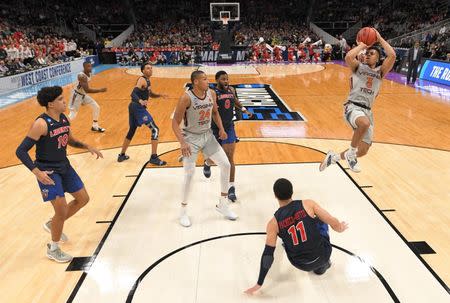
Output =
[{"x1": 147, "y1": 121, "x2": 159, "y2": 140}]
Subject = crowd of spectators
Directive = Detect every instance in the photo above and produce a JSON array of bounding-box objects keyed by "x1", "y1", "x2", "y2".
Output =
[
  {"x1": 393, "y1": 25, "x2": 449, "y2": 61},
  {"x1": 372, "y1": 0, "x2": 448, "y2": 39},
  {"x1": 123, "y1": 20, "x2": 214, "y2": 49},
  {"x1": 1, "y1": 0, "x2": 449, "y2": 74},
  {"x1": 234, "y1": 18, "x2": 318, "y2": 46},
  {"x1": 313, "y1": 0, "x2": 449, "y2": 40},
  {"x1": 0, "y1": 20, "x2": 88, "y2": 77}
]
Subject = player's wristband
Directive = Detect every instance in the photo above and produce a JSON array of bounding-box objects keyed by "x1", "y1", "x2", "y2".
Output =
[{"x1": 241, "y1": 106, "x2": 247, "y2": 112}]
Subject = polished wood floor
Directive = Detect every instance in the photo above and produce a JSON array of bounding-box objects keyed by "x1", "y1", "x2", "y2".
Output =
[
  {"x1": 1, "y1": 64, "x2": 449, "y2": 168},
  {"x1": 0, "y1": 64, "x2": 449, "y2": 302}
]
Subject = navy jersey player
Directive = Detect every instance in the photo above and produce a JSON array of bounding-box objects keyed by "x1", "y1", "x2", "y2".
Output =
[
  {"x1": 245, "y1": 178, "x2": 348, "y2": 295},
  {"x1": 118, "y1": 63, "x2": 167, "y2": 165},
  {"x1": 16, "y1": 86, "x2": 103, "y2": 263},
  {"x1": 320, "y1": 29, "x2": 396, "y2": 173},
  {"x1": 202, "y1": 71, "x2": 252, "y2": 202}
]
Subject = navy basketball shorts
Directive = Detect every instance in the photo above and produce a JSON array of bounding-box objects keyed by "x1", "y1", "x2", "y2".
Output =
[
  {"x1": 129, "y1": 102, "x2": 154, "y2": 128},
  {"x1": 36, "y1": 163, "x2": 84, "y2": 202},
  {"x1": 213, "y1": 124, "x2": 237, "y2": 145}
]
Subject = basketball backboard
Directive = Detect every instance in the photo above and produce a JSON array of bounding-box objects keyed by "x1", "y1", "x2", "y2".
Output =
[{"x1": 210, "y1": 2, "x2": 240, "y2": 22}]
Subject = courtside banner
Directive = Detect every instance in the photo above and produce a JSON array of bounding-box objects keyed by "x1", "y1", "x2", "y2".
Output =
[
  {"x1": 419, "y1": 59, "x2": 450, "y2": 86},
  {"x1": 0, "y1": 55, "x2": 98, "y2": 93}
]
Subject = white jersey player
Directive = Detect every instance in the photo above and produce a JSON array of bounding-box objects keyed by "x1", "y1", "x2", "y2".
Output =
[
  {"x1": 172, "y1": 71, "x2": 238, "y2": 227},
  {"x1": 320, "y1": 29, "x2": 396, "y2": 173},
  {"x1": 68, "y1": 62, "x2": 107, "y2": 132}
]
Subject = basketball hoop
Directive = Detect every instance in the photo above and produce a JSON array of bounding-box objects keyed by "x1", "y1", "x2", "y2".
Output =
[{"x1": 221, "y1": 17, "x2": 229, "y2": 25}]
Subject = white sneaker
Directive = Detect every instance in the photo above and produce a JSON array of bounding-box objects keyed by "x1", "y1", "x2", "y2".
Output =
[
  {"x1": 44, "y1": 219, "x2": 68, "y2": 242},
  {"x1": 46, "y1": 244, "x2": 73, "y2": 263},
  {"x1": 216, "y1": 200, "x2": 238, "y2": 220},
  {"x1": 344, "y1": 150, "x2": 361, "y2": 173},
  {"x1": 179, "y1": 208, "x2": 191, "y2": 227},
  {"x1": 319, "y1": 151, "x2": 334, "y2": 172}
]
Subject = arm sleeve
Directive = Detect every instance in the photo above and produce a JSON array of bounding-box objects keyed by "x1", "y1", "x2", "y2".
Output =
[
  {"x1": 16, "y1": 137, "x2": 37, "y2": 171},
  {"x1": 257, "y1": 245, "x2": 275, "y2": 286}
]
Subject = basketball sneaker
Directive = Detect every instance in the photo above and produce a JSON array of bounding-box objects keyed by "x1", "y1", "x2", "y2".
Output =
[
  {"x1": 179, "y1": 208, "x2": 191, "y2": 227},
  {"x1": 319, "y1": 151, "x2": 335, "y2": 172},
  {"x1": 91, "y1": 126, "x2": 105, "y2": 132},
  {"x1": 46, "y1": 244, "x2": 73, "y2": 263},
  {"x1": 149, "y1": 155, "x2": 167, "y2": 166},
  {"x1": 44, "y1": 220, "x2": 68, "y2": 242},
  {"x1": 344, "y1": 150, "x2": 361, "y2": 173},
  {"x1": 117, "y1": 153, "x2": 130, "y2": 162},
  {"x1": 203, "y1": 161, "x2": 211, "y2": 178},
  {"x1": 228, "y1": 186, "x2": 237, "y2": 202},
  {"x1": 216, "y1": 199, "x2": 238, "y2": 220}
]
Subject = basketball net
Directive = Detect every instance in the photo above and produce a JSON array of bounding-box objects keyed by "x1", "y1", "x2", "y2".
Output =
[{"x1": 221, "y1": 17, "x2": 229, "y2": 25}]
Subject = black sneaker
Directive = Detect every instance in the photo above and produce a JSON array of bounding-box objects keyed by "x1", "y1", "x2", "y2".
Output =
[
  {"x1": 203, "y1": 161, "x2": 211, "y2": 178},
  {"x1": 117, "y1": 154, "x2": 130, "y2": 162},
  {"x1": 228, "y1": 186, "x2": 237, "y2": 202},
  {"x1": 313, "y1": 261, "x2": 331, "y2": 275},
  {"x1": 91, "y1": 126, "x2": 105, "y2": 132},
  {"x1": 149, "y1": 156, "x2": 167, "y2": 166}
]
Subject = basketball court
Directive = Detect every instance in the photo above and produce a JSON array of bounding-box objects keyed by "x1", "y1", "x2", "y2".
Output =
[{"x1": 0, "y1": 3, "x2": 449, "y2": 303}]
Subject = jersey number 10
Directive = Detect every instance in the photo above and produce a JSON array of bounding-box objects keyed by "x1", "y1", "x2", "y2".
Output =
[
  {"x1": 287, "y1": 221, "x2": 308, "y2": 245},
  {"x1": 57, "y1": 134, "x2": 69, "y2": 149}
]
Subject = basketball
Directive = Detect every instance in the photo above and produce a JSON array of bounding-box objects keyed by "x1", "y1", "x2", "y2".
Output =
[{"x1": 357, "y1": 27, "x2": 377, "y2": 46}]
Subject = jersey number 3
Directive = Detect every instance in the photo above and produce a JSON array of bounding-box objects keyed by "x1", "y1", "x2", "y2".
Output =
[{"x1": 287, "y1": 221, "x2": 307, "y2": 245}]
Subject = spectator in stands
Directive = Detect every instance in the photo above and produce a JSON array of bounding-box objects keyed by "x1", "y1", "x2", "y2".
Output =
[
  {"x1": 0, "y1": 59, "x2": 8, "y2": 75},
  {"x1": 407, "y1": 41, "x2": 423, "y2": 85},
  {"x1": 338, "y1": 35, "x2": 347, "y2": 60},
  {"x1": 6, "y1": 43, "x2": 18, "y2": 60},
  {"x1": 446, "y1": 53, "x2": 450, "y2": 62},
  {"x1": 0, "y1": 46, "x2": 7, "y2": 60}
]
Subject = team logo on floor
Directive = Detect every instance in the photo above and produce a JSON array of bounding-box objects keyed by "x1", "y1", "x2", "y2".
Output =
[{"x1": 184, "y1": 83, "x2": 305, "y2": 121}]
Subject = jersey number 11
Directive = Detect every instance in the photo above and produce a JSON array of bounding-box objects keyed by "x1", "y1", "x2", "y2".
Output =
[{"x1": 287, "y1": 221, "x2": 308, "y2": 245}]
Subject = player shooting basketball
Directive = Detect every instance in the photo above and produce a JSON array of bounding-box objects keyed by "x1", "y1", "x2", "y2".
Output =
[{"x1": 320, "y1": 28, "x2": 396, "y2": 173}]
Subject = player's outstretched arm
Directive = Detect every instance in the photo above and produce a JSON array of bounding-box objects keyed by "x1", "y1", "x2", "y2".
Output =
[
  {"x1": 306, "y1": 199, "x2": 348, "y2": 233},
  {"x1": 345, "y1": 42, "x2": 367, "y2": 72},
  {"x1": 68, "y1": 131, "x2": 103, "y2": 159},
  {"x1": 149, "y1": 87, "x2": 168, "y2": 99},
  {"x1": 16, "y1": 118, "x2": 55, "y2": 185},
  {"x1": 79, "y1": 74, "x2": 107, "y2": 94},
  {"x1": 172, "y1": 93, "x2": 191, "y2": 157},
  {"x1": 374, "y1": 29, "x2": 396, "y2": 78},
  {"x1": 244, "y1": 218, "x2": 278, "y2": 295},
  {"x1": 211, "y1": 90, "x2": 228, "y2": 140}
]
